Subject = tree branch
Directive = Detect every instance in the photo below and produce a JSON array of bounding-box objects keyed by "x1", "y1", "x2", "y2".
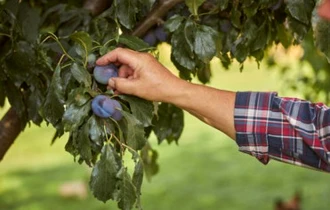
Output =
[
  {"x1": 0, "y1": 107, "x2": 22, "y2": 161},
  {"x1": 83, "y1": 0, "x2": 112, "y2": 16},
  {"x1": 132, "y1": 0, "x2": 185, "y2": 37}
]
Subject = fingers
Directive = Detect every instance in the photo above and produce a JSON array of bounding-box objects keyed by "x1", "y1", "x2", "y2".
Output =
[
  {"x1": 96, "y1": 48, "x2": 140, "y2": 69},
  {"x1": 108, "y1": 77, "x2": 136, "y2": 95},
  {"x1": 118, "y1": 65, "x2": 134, "y2": 78}
]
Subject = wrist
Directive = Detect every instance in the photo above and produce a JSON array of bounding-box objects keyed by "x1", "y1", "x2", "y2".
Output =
[{"x1": 162, "y1": 79, "x2": 195, "y2": 106}]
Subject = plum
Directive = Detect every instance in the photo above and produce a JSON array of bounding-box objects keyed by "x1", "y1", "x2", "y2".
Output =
[
  {"x1": 111, "y1": 100, "x2": 123, "y2": 121},
  {"x1": 91, "y1": 95, "x2": 123, "y2": 120},
  {"x1": 154, "y1": 26, "x2": 168, "y2": 42},
  {"x1": 93, "y1": 64, "x2": 118, "y2": 85},
  {"x1": 143, "y1": 30, "x2": 157, "y2": 46}
]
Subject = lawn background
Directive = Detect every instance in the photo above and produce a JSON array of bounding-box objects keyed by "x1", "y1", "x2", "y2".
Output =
[{"x1": 0, "y1": 45, "x2": 329, "y2": 210}]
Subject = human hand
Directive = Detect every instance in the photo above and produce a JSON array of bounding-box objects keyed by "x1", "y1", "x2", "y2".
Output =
[{"x1": 96, "y1": 48, "x2": 185, "y2": 102}]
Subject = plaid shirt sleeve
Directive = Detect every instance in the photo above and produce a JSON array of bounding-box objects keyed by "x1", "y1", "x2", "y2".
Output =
[{"x1": 234, "y1": 91, "x2": 330, "y2": 172}]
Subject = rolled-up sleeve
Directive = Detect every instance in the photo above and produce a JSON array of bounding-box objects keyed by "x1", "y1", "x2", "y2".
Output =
[{"x1": 234, "y1": 91, "x2": 330, "y2": 172}]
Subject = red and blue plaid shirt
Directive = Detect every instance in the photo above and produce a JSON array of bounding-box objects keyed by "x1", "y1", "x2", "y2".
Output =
[{"x1": 234, "y1": 92, "x2": 330, "y2": 172}]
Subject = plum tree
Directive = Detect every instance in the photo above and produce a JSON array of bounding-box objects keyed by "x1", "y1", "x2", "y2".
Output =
[
  {"x1": 0, "y1": 0, "x2": 329, "y2": 209},
  {"x1": 91, "y1": 95, "x2": 122, "y2": 120},
  {"x1": 93, "y1": 64, "x2": 118, "y2": 85}
]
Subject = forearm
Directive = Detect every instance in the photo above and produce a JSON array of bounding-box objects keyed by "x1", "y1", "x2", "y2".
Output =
[{"x1": 163, "y1": 80, "x2": 236, "y2": 140}]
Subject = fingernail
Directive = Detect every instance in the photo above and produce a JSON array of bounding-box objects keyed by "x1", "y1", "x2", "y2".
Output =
[{"x1": 109, "y1": 78, "x2": 115, "y2": 87}]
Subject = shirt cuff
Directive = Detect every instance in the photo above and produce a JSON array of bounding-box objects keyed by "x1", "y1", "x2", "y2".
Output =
[{"x1": 234, "y1": 91, "x2": 278, "y2": 164}]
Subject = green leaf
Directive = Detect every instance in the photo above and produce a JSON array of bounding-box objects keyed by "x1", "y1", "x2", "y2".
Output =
[
  {"x1": 243, "y1": 2, "x2": 259, "y2": 18},
  {"x1": 287, "y1": 16, "x2": 309, "y2": 43},
  {"x1": 90, "y1": 144, "x2": 120, "y2": 202},
  {"x1": 276, "y1": 22, "x2": 292, "y2": 48},
  {"x1": 184, "y1": 19, "x2": 195, "y2": 52},
  {"x1": 117, "y1": 167, "x2": 137, "y2": 210},
  {"x1": 285, "y1": 0, "x2": 314, "y2": 25},
  {"x1": 152, "y1": 103, "x2": 184, "y2": 144},
  {"x1": 76, "y1": 122, "x2": 93, "y2": 165},
  {"x1": 218, "y1": 52, "x2": 231, "y2": 69},
  {"x1": 17, "y1": 2, "x2": 40, "y2": 43},
  {"x1": 231, "y1": 38, "x2": 248, "y2": 63},
  {"x1": 250, "y1": 20, "x2": 269, "y2": 52},
  {"x1": 164, "y1": 15, "x2": 185, "y2": 33},
  {"x1": 194, "y1": 24, "x2": 218, "y2": 62},
  {"x1": 121, "y1": 111, "x2": 146, "y2": 150},
  {"x1": 66, "y1": 87, "x2": 92, "y2": 106},
  {"x1": 40, "y1": 65, "x2": 65, "y2": 126},
  {"x1": 115, "y1": 0, "x2": 137, "y2": 29},
  {"x1": 118, "y1": 34, "x2": 151, "y2": 51},
  {"x1": 120, "y1": 95, "x2": 154, "y2": 127},
  {"x1": 312, "y1": 17, "x2": 330, "y2": 63},
  {"x1": 241, "y1": 18, "x2": 258, "y2": 46},
  {"x1": 70, "y1": 31, "x2": 93, "y2": 54},
  {"x1": 5, "y1": 41, "x2": 35, "y2": 83},
  {"x1": 185, "y1": 0, "x2": 206, "y2": 16},
  {"x1": 65, "y1": 134, "x2": 79, "y2": 158},
  {"x1": 3, "y1": 79, "x2": 27, "y2": 126},
  {"x1": 70, "y1": 63, "x2": 92, "y2": 87},
  {"x1": 63, "y1": 101, "x2": 91, "y2": 131},
  {"x1": 171, "y1": 20, "x2": 196, "y2": 70},
  {"x1": 141, "y1": 144, "x2": 159, "y2": 181},
  {"x1": 62, "y1": 88, "x2": 91, "y2": 131},
  {"x1": 301, "y1": 31, "x2": 329, "y2": 71},
  {"x1": 197, "y1": 62, "x2": 211, "y2": 84},
  {"x1": 230, "y1": 9, "x2": 241, "y2": 29},
  {"x1": 27, "y1": 85, "x2": 44, "y2": 125},
  {"x1": 132, "y1": 160, "x2": 144, "y2": 209},
  {"x1": 88, "y1": 115, "x2": 106, "y2": 147}
]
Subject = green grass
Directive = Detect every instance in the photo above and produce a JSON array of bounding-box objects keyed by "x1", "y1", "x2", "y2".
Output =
[{"x1": 1, "y1": 46, "x2": 330, "y2": 210}]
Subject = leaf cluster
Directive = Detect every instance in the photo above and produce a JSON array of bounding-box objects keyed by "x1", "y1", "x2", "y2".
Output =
[{"x1": 0, "y1": 0, "x2": 185, "y2": 208}]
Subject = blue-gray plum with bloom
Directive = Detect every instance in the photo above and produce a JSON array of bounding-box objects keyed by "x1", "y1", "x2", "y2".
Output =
[
  {"x1": 93, "y1": 64, "x2": 118, "y2": 85},
  {"x1": 91, "y1": 95, "x2": 122, "y2": 120}
]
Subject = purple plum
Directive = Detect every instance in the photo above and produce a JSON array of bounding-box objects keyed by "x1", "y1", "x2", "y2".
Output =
[
  {"x1": 93, "y1": 64, "x2": 118, "y2": 85},
  {"x1": 91, "y1": 95, "x2": 122, "y2": 120}
]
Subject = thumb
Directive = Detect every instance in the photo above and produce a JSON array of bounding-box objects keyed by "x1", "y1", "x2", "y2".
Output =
[{"x1": 109, "y1": 77, "x2": 137, "y2": 95}]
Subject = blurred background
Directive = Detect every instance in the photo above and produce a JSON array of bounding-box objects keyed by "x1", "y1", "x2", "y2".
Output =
[{"x1": 1, "y1": 44, "x2": 329, "y2": 210}]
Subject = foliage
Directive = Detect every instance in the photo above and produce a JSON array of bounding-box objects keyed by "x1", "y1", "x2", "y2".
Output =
[{"x1": 0, "y1": 0, "x2": 329, "y2": 209}]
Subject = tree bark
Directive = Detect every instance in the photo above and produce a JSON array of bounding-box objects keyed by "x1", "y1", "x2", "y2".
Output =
[
  {"x1": 132, "y1": 0, "x2": 184, "y2": 37},
  {"x1": 0, "y1": 108, "x2": 22, "y2": 161}
]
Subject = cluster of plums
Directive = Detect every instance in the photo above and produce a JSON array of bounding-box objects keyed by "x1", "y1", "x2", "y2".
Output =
[
  {"x1": 143, "y1": 25, "x2": 168, "y2": 46},
  {"x1": 91, "y1": 64, "x2": 123, "y2": 120}
]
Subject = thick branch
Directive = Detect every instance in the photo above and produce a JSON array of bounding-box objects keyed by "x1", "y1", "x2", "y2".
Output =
[
  {"x1": 83, "y1": 0, "x2": 112, "y2": 16},
  {"x1": 0, "y1": 107, "x2": 22, "y2": 161},
  {"x1": 132, "y1": 0, "x2": 184, "y2": 37}
]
